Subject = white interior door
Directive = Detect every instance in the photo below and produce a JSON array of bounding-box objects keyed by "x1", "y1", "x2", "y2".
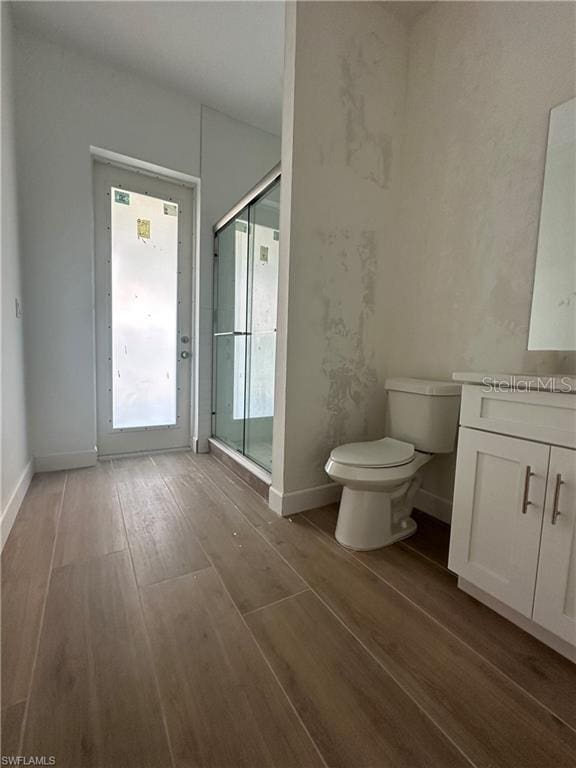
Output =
[
  {"x1": 94, "y1": 161, "x2": 194, "y2": 456},
  {"x1": 449, "y1": 428, "x2": 549, "y2": 616},
  {"x1": 533, "y1": 447, "x2": 576, "y2": 644}
]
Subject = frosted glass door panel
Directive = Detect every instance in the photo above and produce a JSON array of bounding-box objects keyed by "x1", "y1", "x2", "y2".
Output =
[
  {"x1": 245, "y1": 180, "x2": 280, "y2": 471},
  {"x1": 94, "y1": 162, "x2": 193, "y2": 456},
  {"x1": 111, "y1": 187, "x2": 178, "y2": 429}
]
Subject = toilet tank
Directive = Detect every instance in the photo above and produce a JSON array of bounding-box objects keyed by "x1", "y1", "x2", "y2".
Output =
[{"x1": 385, "y1": 378, "x2": 462, "y2": 453}]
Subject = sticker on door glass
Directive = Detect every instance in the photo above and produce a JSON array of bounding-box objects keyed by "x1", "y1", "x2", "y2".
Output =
[
  {"x1": 137, "y1": 218, "x2": 151, "y2": 239},
  {"x1": 163, "y1": 203, "x2": 178, "y2": 217},
  {"x1": 260, "y1": 245, "x2": 269, "y2": 264},
  {"x1": 114, "y1": 190, "x2": 130, "y2": 205}
]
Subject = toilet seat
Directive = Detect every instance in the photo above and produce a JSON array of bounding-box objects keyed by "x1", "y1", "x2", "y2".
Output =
[{"x1": 330, "y1": 437, "x2": 414, "y2": 468}]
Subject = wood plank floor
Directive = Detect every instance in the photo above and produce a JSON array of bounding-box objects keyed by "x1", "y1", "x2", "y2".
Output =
[{"x1": 2, "y1": 451, "x2": 576, "y2": 767}]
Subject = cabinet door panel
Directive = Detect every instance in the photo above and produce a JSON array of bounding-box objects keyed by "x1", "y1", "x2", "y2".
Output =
[
  {"x1": 533, "y1": 447, "x2": 576, "y2": 644},
  {"x1": 449, "y1": 428, "x2": 549, "y2": 616}
]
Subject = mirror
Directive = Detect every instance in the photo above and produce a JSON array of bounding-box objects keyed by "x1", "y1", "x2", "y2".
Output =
[{"x1": 528, "y1": 97, "x2": 576, "y2": 350}]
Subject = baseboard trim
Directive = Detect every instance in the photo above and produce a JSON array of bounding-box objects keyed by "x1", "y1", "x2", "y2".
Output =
[
  {"x1": 193, "y1": 435, "x2": 209, "y2": 454},
  {"x1": 98, "y1": 447, "x2": 191, "y2": 461},
  {"x1": 1, "y1": 459, "x2": 34, "y2": 551},
  {"x1": 269, "y1": 482, "x2": 342, "y2": 517},
  {"x1": 34, "y1": 448, "x2": 98, "y2": 473},
  {"x1": 415, "y1": 488, "x2": 452, "y2": 524},
  {"x1": 269, "y1": 483, "x2": 449, "y2": 521}
]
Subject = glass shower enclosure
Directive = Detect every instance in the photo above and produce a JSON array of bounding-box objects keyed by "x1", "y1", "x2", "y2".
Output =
[{"x1": 212, "y1": 167, "x2": 280, "y2": 472}]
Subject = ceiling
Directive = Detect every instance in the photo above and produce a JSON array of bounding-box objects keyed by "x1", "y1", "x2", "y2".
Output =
[
  {"x1": 11, "y1": 1, "x2": 435, "y2": 137},
  {"x1": 12, "y1": 1, "x2": 285, "y2": 136}
]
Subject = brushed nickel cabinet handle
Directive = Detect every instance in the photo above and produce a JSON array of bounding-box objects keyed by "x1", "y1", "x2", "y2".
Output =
[
  {"x1": 522, "y1": 466, "x2": 535, "y2": 514},
  {"x1": 551, "y1": 473, "x2": 564, "y2": 525}
]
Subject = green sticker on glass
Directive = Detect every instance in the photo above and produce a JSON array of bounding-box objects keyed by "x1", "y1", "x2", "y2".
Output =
[
  {"x1": 114, "y1": 190, "x2": 130, "y2": 205},
  {"x1": 163, "y1": 203, "x2": 178, "y2": 217}
]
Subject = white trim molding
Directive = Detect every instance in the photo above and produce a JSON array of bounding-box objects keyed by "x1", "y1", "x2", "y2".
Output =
[
  {"x1": 35, "y1": 448, "x2": 97, "y2": 473},
  {"x1": 414, "y1": 488, "x2": 452, "y2": 524},
  {"x1": 193, "y1": 436, "x2": 209, "y2": 454},
  {"x1": 1, "y1": 459, "x2": 34, "y2": 551},
  {"x1": 90, "y1": 146, "x2": 201, "y2": 188},
  {"x1": 268, "y1": 481, "x2": 450, "y2": 522},
  {"x1": 269, "y1": 482, "x2": 342, "y2": 517}
]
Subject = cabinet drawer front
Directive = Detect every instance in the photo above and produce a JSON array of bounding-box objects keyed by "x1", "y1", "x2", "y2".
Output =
[
  {"x1": 449, "y1": 428, "x2": 549, "y2": 617},
  {"x1": 533, "y1": 446, "x2": 576, "y2": 645},
  {"x1": 460, "y1": 386, "x2": 576, "y2": 448}
]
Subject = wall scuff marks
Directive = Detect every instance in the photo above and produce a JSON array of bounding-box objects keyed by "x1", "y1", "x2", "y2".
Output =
[
  {"x1": 317, "y1": 229, "x2": 378, "y2": 472},
  {"x1": 275, "y1": 1, "x2": 407, "y2": 494},
  {"x1": 274, "y1": 1, "x2": 574, "y2": 512},
  {"x1": 339, "y1": 32, "x2": 393, "y2": 189}
]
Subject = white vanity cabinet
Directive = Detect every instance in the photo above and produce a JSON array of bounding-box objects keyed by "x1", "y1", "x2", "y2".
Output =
[
  {"x1": 533, "y1": 446, "x2": 576, "y2": 644},
  {"x1": 449, "y1": 383, "x2": 576, "y2": 656}
]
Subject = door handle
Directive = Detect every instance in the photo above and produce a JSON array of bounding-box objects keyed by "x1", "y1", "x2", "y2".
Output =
[
  {"x1": 180, "y1": 351, "x2": 191, "y2": 359},
  {"x1": 551, "y1": 473, "x2": 564, "y2": 525},
  {"x1": 521, "y1": 466, "x2": 534, "y2": 514}
]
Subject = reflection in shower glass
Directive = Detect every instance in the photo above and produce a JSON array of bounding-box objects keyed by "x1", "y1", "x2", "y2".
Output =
[
  {"x1": 245, "y1": 181, "x2": 280, "y2": 470},
  {"x1": 111, "y1": 187, "x2": 178, "y2": 428}
]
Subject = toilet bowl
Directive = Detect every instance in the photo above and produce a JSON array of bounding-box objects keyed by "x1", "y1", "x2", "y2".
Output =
[
  {"x1": 325, "y1": 378, "x2": 461, "y2": 550},
  {"x1": 325, "y1": 438, "x2": 432, "y2": 550}
]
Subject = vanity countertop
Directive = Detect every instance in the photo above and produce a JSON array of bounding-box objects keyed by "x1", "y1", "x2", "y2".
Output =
[{"x1": 452, "y1": 371, "x2": 576, "y2": 394}]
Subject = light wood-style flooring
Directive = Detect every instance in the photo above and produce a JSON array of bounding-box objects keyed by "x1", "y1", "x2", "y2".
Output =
[{"x1": 2, "y1": 451, "x2": 576, "y2": 767}]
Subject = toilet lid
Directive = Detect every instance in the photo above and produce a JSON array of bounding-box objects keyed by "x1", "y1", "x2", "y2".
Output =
[{"x1": 330, "y1": 437, "x2": 415, "y2": 468}]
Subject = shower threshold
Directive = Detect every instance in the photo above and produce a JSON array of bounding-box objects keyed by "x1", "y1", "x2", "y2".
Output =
[{"x1": 208, "y1": 438, "x2": 271, "y2": 499}]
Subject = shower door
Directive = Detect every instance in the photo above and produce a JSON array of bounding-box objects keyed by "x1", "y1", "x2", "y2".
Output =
[{"x1": 212, "y1": 172, "x2": 280, "y2": 472}]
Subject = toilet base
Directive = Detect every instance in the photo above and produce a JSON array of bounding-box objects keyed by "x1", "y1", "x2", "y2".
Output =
[{"x1": 335, "y1": 486, "x2": 418, "y2": 551}]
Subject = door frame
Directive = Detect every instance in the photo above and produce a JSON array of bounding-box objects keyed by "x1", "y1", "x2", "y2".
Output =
[{"x1": 91, "y1": 147, "x2": 201, "y2": 457}]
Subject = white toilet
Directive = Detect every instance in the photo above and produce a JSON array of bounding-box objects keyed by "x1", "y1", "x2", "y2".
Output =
[{"x1": 325, "y1": 378, "x2": 461, "y2": 550}]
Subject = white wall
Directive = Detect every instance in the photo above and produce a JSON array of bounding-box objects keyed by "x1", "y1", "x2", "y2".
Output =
[
  {"x1": 1, "y1": 5, "x2": 32, "y2": 543},
  {"x1": 273, "y1": 1, "x2": 408, "y2": 507},
  {"x1": 274, "y1": 0, "x2": 574, "y2": 515},
  {"x1": 13, "y1": 29, "x2": 279, "y2": 469},
  {"x1": 195, "y1": 107, "x2": 280, "y2": 451},
  {"x1": 382, "y1": 0, "x2": 575, "y2": 507}
]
